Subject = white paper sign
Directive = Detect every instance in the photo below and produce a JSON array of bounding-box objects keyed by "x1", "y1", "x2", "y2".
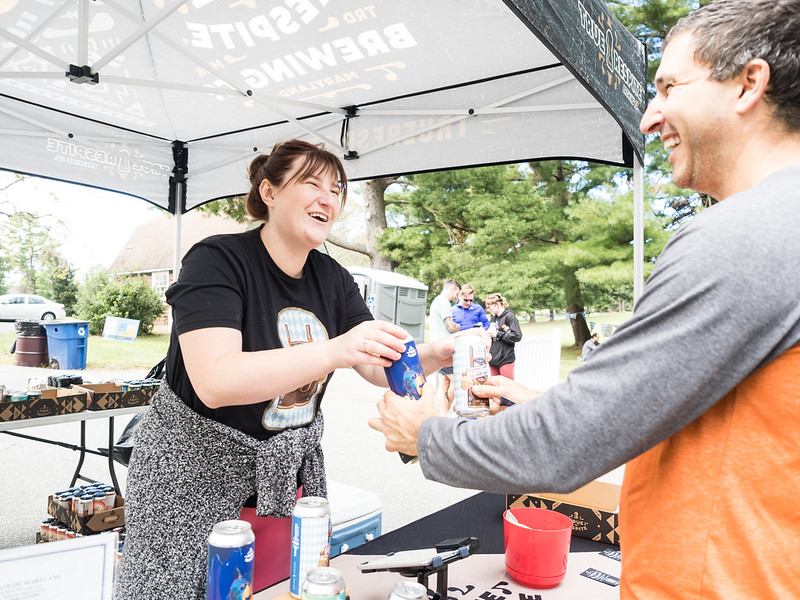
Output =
[{"x1": 0, "y1": 533, "x2": 118, "y2": 600}]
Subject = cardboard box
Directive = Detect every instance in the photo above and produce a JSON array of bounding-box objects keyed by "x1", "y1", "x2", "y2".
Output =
[
  {"x1": 0, "y1": 387, "x2": 87, "y2": 422},
  {"x1": 48, "y1": 495, "x2": 125, "y2": 535},
  {"x1": 76, "y1": 382, "x2": 155, "y2": 411},
  {"x1": 506, "y1": 479, "x2": 621, "y2": 546}
]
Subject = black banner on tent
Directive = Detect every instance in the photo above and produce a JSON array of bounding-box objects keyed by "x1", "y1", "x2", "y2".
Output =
[{"x1": 504, "y1": 0, "x2": 647, "y2": 163}]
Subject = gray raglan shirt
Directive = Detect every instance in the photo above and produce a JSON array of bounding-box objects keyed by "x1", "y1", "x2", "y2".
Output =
[{"x1": 418, "y1": 167, "x2": 800, "y2": 494}]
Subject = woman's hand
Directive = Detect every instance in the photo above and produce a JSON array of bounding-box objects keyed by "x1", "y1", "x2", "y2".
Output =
[
  {"x1": 471, "y1": 375, "x2": 544, "y2": 415},
  {"x1": 334, "y1": 320, "x2": 409, "y2": 369}
]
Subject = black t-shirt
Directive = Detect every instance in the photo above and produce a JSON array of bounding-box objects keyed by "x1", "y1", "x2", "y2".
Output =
[{"x1": 165, "y1": 226, "x2": 373, "y2": 440}]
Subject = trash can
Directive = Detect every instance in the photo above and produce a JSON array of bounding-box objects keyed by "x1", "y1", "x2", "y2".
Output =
[
  {"x1": 43, "y1": 320, "x2": 90, "y2": 370},
  {"x1": 14, "y1": 319, "x2": 48, "y2": 368}
]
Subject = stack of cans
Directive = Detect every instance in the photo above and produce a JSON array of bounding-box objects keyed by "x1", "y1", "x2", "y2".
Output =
[
  {"x1": 53, "y1": 483, "x2": 116, "y2": 516},
  {"x1": 121, "y1": 378, "x2": 162, "y2": 391}
]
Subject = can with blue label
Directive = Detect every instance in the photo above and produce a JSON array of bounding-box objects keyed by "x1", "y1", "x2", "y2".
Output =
[
  {"x1": 384, "y1": 337, "x2": 426, "y2": 401},
  {"x1": 384, "y1": 337, "x2": 426, "y2": 463},
  {"x1": 207, "y1": 520, "x2": 255, "y2": 600},
  {"x1": 290, "y1": 497, "x2": 332, "y2": 598}
]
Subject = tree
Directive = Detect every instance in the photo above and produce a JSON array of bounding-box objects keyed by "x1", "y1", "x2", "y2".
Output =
[
  {"x1": 378, "y1": 161, "x2": 668, "y2": 347},
  {"x1": 75, "y1": 269, "x2": 165, "y2": 335},
  {"x1": 0, "y1": 211, "x2": 59, "y2": 293},
  {"x1": 37, "y1": 250, "x2": 79, "y2": 313}
]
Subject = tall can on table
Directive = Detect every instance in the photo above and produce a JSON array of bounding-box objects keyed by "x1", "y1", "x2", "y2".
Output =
[
  {"x1": 453, "y1": 332, "x2": 490, "y2": 418},
  {"x1": 207, "y1": 519, "x2": 255, "y2": 600},
  {"x1": 290, "y1": 496, "x2": 332, "y2": 598}
]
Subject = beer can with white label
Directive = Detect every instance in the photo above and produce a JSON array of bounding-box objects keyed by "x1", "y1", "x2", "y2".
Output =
[
  {"x1": 290, "y1": 497, "x2": 332, "y2": 598},
  {"x1": 453, "y1": 332, "x2": 490, "y2": 418}
]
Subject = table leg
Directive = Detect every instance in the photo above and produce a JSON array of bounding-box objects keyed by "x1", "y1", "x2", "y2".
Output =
[
  {"x1": 69, "y1": 420, "x2": 88, "y2": 487},
  {"x1": 107, "y1": 416, "x2": 122, "y2": 495}
]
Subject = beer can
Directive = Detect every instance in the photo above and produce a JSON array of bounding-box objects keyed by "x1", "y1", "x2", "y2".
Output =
[
  {"x1": 388, "y1": 580, "x2": 428, "y2": 600},
  {"x1": 453, "y1": 332, "x2": 490, "y2": 418},
  {"x1": 290, "y1": 497, "x2": 332, "y2": 598},
  {"x1": 301, "y1": 566, "x2": 346, "y2": 600},
  {"x1": 384, "y1": 337, "x2": 427, "y2": 464},
  {"x1": 207, "y1": 520, "x2": 255, "y2": 600},
  {"x1": 384, "y1": 337, "x2": 426, "y2": 400}
]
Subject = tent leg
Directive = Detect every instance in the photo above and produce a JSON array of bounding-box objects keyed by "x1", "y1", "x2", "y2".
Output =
[{"x1": 633, "y1": 155, "x2": 645, "y2": 307}]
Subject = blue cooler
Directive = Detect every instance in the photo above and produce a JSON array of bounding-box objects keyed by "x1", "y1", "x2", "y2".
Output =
[
  {"x1": 44, "y1": 320, "x2": 90, "y2": 370},
  {"x1": 327, "y1": 480, "x2": 382, "y2": 557}
]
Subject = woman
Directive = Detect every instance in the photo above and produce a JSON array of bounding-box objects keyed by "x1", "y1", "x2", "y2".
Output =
[
  {"x1": 115, "y1": 139, "x2": 452, "y2": 600},
  {"x1": 485, "y1": 293, "x2": 522, "y2": 379}
]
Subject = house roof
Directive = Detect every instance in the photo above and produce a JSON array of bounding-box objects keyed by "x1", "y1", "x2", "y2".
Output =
[{"x1": 109, "y1": 211, "x2": 246, "y2": 274}]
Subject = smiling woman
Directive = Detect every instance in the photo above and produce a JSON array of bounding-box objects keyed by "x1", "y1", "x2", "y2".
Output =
[{"x1": 114, "y1": 138, "x2": 454, "y2": 600}]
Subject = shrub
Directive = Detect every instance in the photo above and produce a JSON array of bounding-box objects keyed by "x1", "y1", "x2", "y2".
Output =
[{"x1": 75, "y1": 269, "x2": 166, "y2": 335}]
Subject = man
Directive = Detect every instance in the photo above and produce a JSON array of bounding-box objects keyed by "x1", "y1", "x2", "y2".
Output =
[
  {"x1": 451, "y1": 284, "x2": 489, "y2": 330},
  {"x1": 581, "y1": 332, "x2": 599, "y2": 361},
  {"x1": 369, "y1": 1, "x2": 800, "y2": 597},
  {"x1": 428, "y1": 279, "x2": 461, "y2": 399}
]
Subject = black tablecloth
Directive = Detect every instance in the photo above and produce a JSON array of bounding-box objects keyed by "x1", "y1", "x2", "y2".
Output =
[{"x1": 348, "y1": 492, "x2": 616, "y2": 556}]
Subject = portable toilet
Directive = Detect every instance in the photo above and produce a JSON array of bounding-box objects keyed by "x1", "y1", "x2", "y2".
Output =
[{"x1": 348, "y1": 267, "x2": 428, "y2": 342}]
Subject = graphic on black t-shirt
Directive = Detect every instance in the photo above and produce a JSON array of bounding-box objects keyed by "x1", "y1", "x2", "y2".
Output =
[{"x1": 262, "y1": 308, "x2": 329, "y2": 431}]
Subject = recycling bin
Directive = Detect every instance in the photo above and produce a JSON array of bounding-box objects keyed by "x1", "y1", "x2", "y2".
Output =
[{"x1": 43, "y1": 320, "x2": 90, "y2": 370}]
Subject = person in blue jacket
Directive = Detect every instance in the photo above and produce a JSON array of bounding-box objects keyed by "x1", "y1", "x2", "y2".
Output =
[{"x1": 451, "y1": 283, "x2": 489, "y2": 330}]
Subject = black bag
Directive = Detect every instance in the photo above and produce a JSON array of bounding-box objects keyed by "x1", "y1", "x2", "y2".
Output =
[{"x1": 101, "y1": 357, "x2": 166, "y2": 466}]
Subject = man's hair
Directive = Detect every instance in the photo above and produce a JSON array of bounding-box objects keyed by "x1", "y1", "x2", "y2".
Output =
[
  {"x1": 442, "y1": 278, "x2": 460, "y2": 290},
  {"x1": 460, "y1": 284, "x2": 475, "y2": 296},
  {"x1": 666, "y1": 0, "x2": 800, "y2": 131}
]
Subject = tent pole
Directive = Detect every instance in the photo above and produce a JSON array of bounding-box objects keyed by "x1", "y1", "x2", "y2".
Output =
[
  {"x1": 168, "y1": 207, "x2": 182, "y2": 332},
  {"x1": 633, "y1": 154, "x2": 645, "y2": 307}
]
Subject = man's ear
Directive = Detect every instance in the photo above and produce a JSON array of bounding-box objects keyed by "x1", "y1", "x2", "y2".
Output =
[{"x1": 736, "y1": 58, "x2": 770, "y2": 115}]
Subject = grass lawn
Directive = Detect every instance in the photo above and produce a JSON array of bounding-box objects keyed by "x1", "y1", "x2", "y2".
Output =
[
  {"x1": 0, "y1": 311, "x2": 633, "y2": 377},
  {"x1": 0, "y1": 331, "x2": 170, "y2": 370}
]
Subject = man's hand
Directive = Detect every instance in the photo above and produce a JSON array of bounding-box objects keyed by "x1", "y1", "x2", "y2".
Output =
[
  {"x1": 368, "y1": 381, "x2": 446, "y2": 456},
  {"x1": 471, "y1": 375, "x2": 544, "y2": 415}
]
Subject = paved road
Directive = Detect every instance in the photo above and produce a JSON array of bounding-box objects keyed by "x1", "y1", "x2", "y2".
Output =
[{"x1": 0, "y1": 364, "x2": 477, "y2": 549}]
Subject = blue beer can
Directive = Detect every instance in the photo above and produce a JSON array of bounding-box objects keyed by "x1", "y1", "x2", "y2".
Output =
[
  {"x1": 384, "y1": 337, "x2": 426, "y2": 400},
  {"x1": 290, "y1": 497, "x2": 332, "y2": 598},
  {"x1": 207, "y1": 520, "x2": 255, "y2": 600}
]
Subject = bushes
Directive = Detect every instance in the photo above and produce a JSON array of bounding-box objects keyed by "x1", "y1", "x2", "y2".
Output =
[{"x1": 75, "y1": 269, "x2": 165, "y2": 335}]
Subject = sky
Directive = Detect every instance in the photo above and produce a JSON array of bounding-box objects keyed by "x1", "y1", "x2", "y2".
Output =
[{"x1": 1, "y1": 173, "x2": 162, "y2": 279}]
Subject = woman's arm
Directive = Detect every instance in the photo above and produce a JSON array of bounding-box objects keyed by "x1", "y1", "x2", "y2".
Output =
[{"x1": 182, "y1": 320, "x2": 410, "y2": 408}]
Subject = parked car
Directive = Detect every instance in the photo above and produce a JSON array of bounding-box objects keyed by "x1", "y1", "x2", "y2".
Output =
[{"x1": 0, "y1": 294, "x2": 66, "y2": 321}]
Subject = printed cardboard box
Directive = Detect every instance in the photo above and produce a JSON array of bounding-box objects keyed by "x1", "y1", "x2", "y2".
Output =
[
  {"x1": 75, "y1": 382, "x2": 155, "y2": 411},
  {"x1": 0, "y1": 387, "x2": 87, "y2": 422},
  {"x1": 48, "y1": 494, "x2": 125, "y2": 535},
  {"x1": 506, "y1": 479, "x2": 621, "y2": 546}
]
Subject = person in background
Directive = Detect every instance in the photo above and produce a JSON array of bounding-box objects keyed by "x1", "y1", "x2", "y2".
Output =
[
  {"x1": 428, "y1": 278, "x2": 461, "y2": 400},
  {"x1": 581, "y1": 332, "x2": 600, "y2": 362},
  {"x1": 451, "y1": 283, "x2": 489, "y2": 331},
  {"x1": 484, "y1": 293, "x2": 523, "y2": 379},
  {"x1": 369, "y1": 1, "x2": 800, "y2": 597},
  {"x1": 115, "y1": 139, "x2": 454, "y2": 600}
]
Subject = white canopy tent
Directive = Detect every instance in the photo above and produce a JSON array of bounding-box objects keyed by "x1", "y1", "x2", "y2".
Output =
[{"x1": 0, "y1": 0, "x2": 647, "y2": 298}]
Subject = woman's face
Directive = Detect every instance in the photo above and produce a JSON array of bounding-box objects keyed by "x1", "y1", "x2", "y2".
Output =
[{"x1": 260, "y1": 160, "x2": 341, "y2": 249}]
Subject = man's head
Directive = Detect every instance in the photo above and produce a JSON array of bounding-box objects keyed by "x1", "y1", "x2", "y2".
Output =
[
  {"x1": 458, "y1": 284, "x2": 476, "y2": 308},
  {"x1": 667, "y1": 0, "x2": 800, "y2": 132},
  {"x1": 592, "y1": 333, "x2": 600, "y2": 343},
  {"x1": 640, "y1": 0, "x2": 800, "y2": 199},
  {"x1": 442, "y1": 278, "x2": 461, "y2": 302}
]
